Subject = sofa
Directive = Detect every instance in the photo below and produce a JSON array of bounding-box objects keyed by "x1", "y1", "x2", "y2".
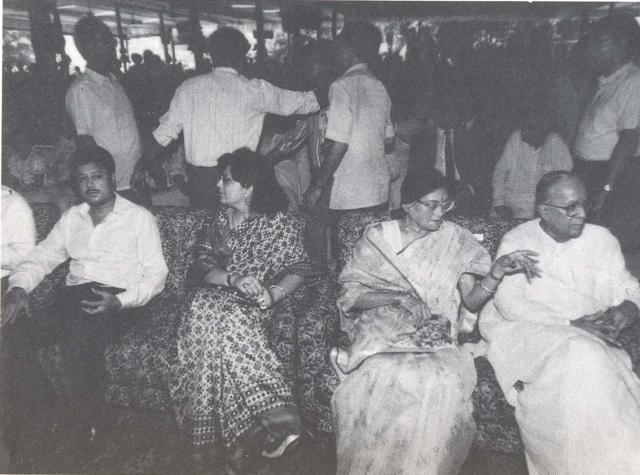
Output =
[{"x1": 28, "y1": 203, "x2": 640, "y2": 457}]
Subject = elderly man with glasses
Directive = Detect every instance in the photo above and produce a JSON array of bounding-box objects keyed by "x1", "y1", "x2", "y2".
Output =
[{"x1": 481, "y1": 170, "x2": 640, "y2": 475}]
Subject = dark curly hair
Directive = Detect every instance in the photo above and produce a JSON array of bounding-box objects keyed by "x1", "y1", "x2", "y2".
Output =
[
  {"x1": 217, "y1": 148, "x2": 287, "y2": 216},
  {"x1": 338, "y1": 21, "x2": 382, "y2": 64},
  {"x1": 208, "y1": 27, "x2": 250, "y2": 67},
  {"x1": 73, "y1": 15, "x2": 111, "y2": 53},
  {"x1": 71, "y1": 145, "x2": 115, "y2": 177}
]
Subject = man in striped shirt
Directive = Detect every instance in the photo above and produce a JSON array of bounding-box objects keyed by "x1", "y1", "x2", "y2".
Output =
[{"x1": 131, "y1": 27, "x2": 320, "y2": 209}]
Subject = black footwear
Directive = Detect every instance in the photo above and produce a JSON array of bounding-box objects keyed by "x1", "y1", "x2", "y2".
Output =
[{"x1": 262, "y1": 434, "x2": 300, "y2": 458}]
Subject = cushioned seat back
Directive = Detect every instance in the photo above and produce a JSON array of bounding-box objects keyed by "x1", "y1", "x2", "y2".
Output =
[
  {"x1": 30, "y1": 202, "x2": 61, "y2": 242},
  {"x1": 337, "y1": 210, "x2": 391, "y2": 272},
  {"x1": 150, "y1": 207, "x2": 210, "y2": 301}
]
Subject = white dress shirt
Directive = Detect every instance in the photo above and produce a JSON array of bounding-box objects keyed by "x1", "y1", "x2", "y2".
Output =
[
  {"x1": 65, "y1": 68, "x2": 142, "y2": 191},
  {"x1": 9, "y1": 195, "x2": 168, "y2": 308},
  {"x1": 1, "y1": 186, "x2": 36, "y2": 278},
  {"x1": 493, "y1": 131, "x2": 573, "y2": 219},
  {"x1": 574, "y1": 62, "x2": 640, "y2": 161},
  {"x1": 153, "y1": 67, "x2": 320, "y2": 167},
  {"x1": 325, "y1": 63, "x2": 394, "y2": 210}
]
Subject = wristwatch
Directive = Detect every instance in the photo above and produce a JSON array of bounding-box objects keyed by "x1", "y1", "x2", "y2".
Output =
[{"x1": 603, "y1": 183, "x2": 613, "y2": 192}]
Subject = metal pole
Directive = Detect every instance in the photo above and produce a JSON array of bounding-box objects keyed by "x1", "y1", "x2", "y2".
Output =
[
  {"x1": 189, "y1": 0, "x2": 203, "y2": 71},
  {"x1": 159, "y1": 10, "x2": 170, "y2": 63},
  {"x1": 332, "y1": 8, "x2": 338, "y2": 39},
  {"x1": 170, "y1": 28, "x2": 176, "y2": 63},
  {"x1": 115, "y1": 4, "x2": 128, "y2": 72},
  {"x1": 255, "y1": 0, "x2": 266, "y2": 61}
]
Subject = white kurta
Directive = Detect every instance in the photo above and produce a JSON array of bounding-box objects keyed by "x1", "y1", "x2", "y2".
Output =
[{"x1": 480, "y1": 220, "x2": 640, "y2": 475}]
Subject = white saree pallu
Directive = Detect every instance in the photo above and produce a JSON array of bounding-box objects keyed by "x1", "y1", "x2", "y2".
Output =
[{"x1": 481, "y1": 220, "x2": 640, "y2": 475}]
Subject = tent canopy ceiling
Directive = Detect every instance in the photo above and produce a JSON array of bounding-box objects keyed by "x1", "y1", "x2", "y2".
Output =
[{"x1": 3, "y1": 1, "x2": 635, "y2": 38}]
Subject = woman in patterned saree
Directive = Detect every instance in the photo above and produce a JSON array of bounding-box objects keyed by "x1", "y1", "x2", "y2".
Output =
[
  {"x1": 332, "y1": 164, "x2": 538, "y2": 474},
  {"x1": 170, "y1": 148, "x2": 316, "y2": 471}
]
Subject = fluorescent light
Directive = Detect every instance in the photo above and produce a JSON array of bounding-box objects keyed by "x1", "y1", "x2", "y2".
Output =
[{"x1": 231, "y1": 4, "x2": 254, "y2": 8}]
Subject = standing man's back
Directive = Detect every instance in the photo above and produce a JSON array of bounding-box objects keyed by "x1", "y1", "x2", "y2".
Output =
[
  {"x1": 302, "y1": 21, "x2": 394, "y2": 251},
  {"x1": 132, "y1": 27, "x2": 319, "y2": 210},
  {"x1": 326, "y1": 63, "x2": 393, "y2": 210}
]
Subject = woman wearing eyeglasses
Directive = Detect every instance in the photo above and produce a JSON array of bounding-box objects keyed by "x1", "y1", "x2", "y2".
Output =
[{"x1": 331, "y1": 163, "x2": 538, "y2": 474}]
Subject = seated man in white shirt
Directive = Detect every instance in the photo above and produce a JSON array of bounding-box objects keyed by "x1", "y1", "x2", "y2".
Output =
[
  {"x1": 1, "y1": 146, "x2": 168, "y2": 461},
  {"x1": 1, "y1": 185, "x2": 36, "y2": 287},
  {"x1": 481, "y1": 171, "x2": 640, "y2": 475}
]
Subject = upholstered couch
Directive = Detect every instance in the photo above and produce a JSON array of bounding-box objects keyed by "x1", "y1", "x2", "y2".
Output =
[
  {"x1": 29, "y1": 203, "x2": 336, "y2": 430},
  {"x1": 28, "y1": 203, "x2": 640, "y2": 457}
]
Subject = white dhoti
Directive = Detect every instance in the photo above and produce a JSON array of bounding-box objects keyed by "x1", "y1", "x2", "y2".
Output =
[
  {"x1": 481, "y1": 220, "x2": 640, "y2": 475},
  {"x1": 483, "y1": 312, "x2": 640, "y2": 475}
]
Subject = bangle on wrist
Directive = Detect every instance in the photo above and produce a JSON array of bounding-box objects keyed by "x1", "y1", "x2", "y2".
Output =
[
  {"x1": 268, "y1": 284, "x2": 286, "y2": 303},
  {"x1": 479, "y1": 280, "x2": 497, "y2": 294},
  {"x1": 227, "y1": 272, "x2": 238, "y2": 288}
]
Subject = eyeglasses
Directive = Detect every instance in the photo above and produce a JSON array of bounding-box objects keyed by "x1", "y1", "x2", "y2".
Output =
[
  {"x1": 415, "y1": 198, "x2": 455, "y2": 213},
  {"x1": 543, "y1": 200, "x2": 586, "y2": 217}
]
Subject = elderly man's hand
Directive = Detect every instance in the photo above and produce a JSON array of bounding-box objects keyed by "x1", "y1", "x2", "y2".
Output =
[
  {"x1": 571, "y1": 311, "x2": 622, "y2": 347},
  {"x1": 605, "y1": 301, "x2": 638, "y2": 335},
  {"x1": 81, "y1": 288, "x2": 122, "y2": 315},
  {"x1": 2, "y1": 287, "x2": 31, "y2": 327}
]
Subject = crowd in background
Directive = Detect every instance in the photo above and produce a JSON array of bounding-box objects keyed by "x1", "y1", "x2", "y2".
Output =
[
  {"x1": 2, "y1": 9, "x2": 640, "y2": 475},
  {"x1": 0, "y1": 16, "x2": 596, "y2": 192}
]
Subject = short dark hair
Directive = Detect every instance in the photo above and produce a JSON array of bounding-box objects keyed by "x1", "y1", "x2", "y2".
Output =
[
  {"x1": 217, "y1": 148, "x2": 287, "y2": 216},
  {"x1": 338, "y1": 21, "x2": 381, "y2": 64},
  {"x1": 207, "y1": 27, "x2": 250, "y2": 67},
  {"x1": 71, "y1": 145, "x2": 116, "y2": 177},
  {"x1": 299, "y1": 40, "x2": 333, "y2": 68},
  {"x1": 535, "y1": 171, "x2": 583, "y2": 207},
  {"x1": 74, "y1": 15, "x2": 111, "y2": 51},
  {"x1": 590, "y1": 12, "x2": 640, "y2": 60},
  {"x1": 401, "y1": 161, "x2": 449, "y2": 205}
]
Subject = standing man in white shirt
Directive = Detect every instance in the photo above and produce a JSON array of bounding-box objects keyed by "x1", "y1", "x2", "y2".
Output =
[
  {"x1": 65, "y1": 16, "x2": 144, "y2": 205},
  {"x1": 303, "y1": 21, "x2": 394, "y2": 246},
  {"x1": 1, "y1": 185, "x2": 36, "y2": 285},
  {"x1": 1, "y1": 146, "x2": 168, "y2": 460},
  {"x1": 131, "y1": 27, "x2": 320, "y2": 209},
  {"x1": 573, "y1": 13, "x2": 640, "y2": 253}
]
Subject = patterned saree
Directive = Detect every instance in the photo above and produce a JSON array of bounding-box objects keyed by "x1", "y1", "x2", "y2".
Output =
[{"x1": 170, "y1": 210, "x2": 318, "y2": 449}]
